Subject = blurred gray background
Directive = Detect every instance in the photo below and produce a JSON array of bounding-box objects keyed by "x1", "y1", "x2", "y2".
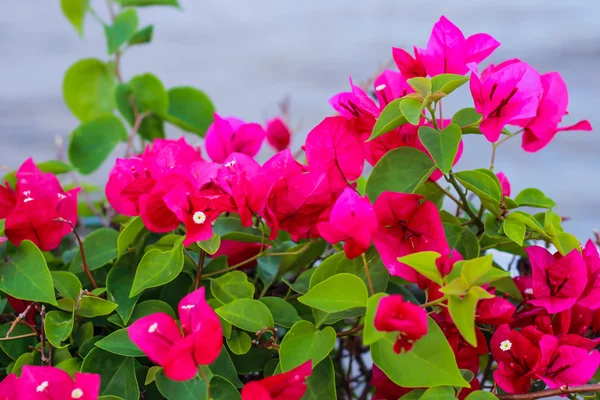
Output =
[{"x1": 1, "y1": 1, "x2": 598, "y2": 239}]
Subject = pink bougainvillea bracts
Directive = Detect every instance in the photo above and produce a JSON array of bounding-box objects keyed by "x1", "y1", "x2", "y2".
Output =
[
  {"x1": 205, "y1": 113, "x2": 266, "y2": 163},
  {"x1": 265, "y1": 117, "x2": 292, "y2": 152},
  {"x1": 17, "y1": 366, "x2": 100, "y2": 400},
  {"x1": 241, "y1": 361, "x2": 312, "y2": 400},
  {"x1": 128, "y1": 287, "x2": 222, "y2": 381},
  {"x1": 374, "y1": 295, "x2": 428, "y2": 353}
]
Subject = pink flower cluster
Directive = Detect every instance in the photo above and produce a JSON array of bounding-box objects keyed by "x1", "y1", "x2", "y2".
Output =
[{"x1": 0, "y1": 366, "x2": 99, "y2": 399}]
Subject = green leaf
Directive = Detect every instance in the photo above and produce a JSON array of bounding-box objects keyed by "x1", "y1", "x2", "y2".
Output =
[
  {"x1": 56, "y1": 357, "x2": 83, "y2": 376},
  {"x1": 553, "y1": 231, "x2": 581, "y2": 256},
  {"x1": 507, "y1": 211, "x2": 546, "y2": 236},
  {"x1": 197, "y1": 233, "x2": 221, "y2": 255},
  {"x1": 51, "y1": 271, "x2": 82, "y2": 300},
  {"x1": 210, "y1": 376, "x2": 241, "y2": 400},
  {"x1": 418, "y1": 124, "x2": 462, "y2": 175},
  {"x1": 431, "y1": 74, "x2": 470, "y2": 95},
  {"x1": 298, "y1": 273, "x2": 368, "y2": 313},
  {"x1": 503, "y1": 219, "x2": 526, "y2": 246},
  {"x1": 0, "y1": 323, "x2": 36, "y2": 360},
  {"x1": 0, "y1": 240, "x2": 57, "y2": 305},
  {"x1": 309, "y1": 248, "x2": 389, "y2": 293},
  {"x1": 465, "y1": 391, "x2": 499, "y2": 400},
  {"x1": 107, "y1": 263, "x2": 140, "y2": 325},
  {"x1": 279, "y1": 320, "x2": 336, "y2": 372},
  {"x1": 63, "y1": 58, "x2": 116, "y2": 121},
  {"x1": 44, "y1": 311, "x2": 73, "y2": 349},
  {"x1": 227, "y1": 330, "x2": 252, "y2": 355},
  {"x1": 210, "y1": 348, "x2": 243, "y2": 388},
  {"x1": 69, "y1": 115, "x2": 128, "y2": 174},
  {"x1": 128, "y1": 24, "x2": 153, "y2": 46},
  {"x1": 515, "y1": 188, "x2": 556, "y2": 209},
  {"x1": 95, "y1": 329, "x2": 145, "y2": 357},
  {"x1": 129, "y1": 73, "x2": 168, "y2": 114},
  {"x1": 363, "y1": 292, "x2": 388, "y2": 345},
  {"x1": 397, "y1": 252, "x2": 443, "y2": 285},
  {"x1": 443, "y1": 223, "x2": 480, "y2": 259},
  {"x1": 420, "y1": 386, "x2": 457, "y2": 400},
  {"x1": 216, "y1": 299, "x2": 274, "y2": 332},
  {"x1": 454, "y1": 169, "x2": 502, "y2": 216},
  {"x1": 259, "y1": 297, "x2": 301, "y2": 328},
  {"x1": 156, "y1": 369, "x2": 208, "y2": 400},
  {"x1": 81, "y1": 349, "x2": 140, "y2": 400},
  {"x1": 164, "y1": 87, "x2": 215, "y2": 136},
  {"x1": 71, "y1": 296, "x2": 118, "y2": 318},
  {"x1": 130, "y1": 239, "x2": 184, "y2": 297},
  {"x1": 104, "y1": 8, "x2": 139, "y2": 54},
  {"x1": 118, "y1": 0, "x2": 180, "y2": 6},
  {"x1": 303, "y1": 357, "x2": 337, "y2": 400},
  {"x1": 12, "y1": 352, "x2": 35, "y2": 376},
  {"x1": 371, "y1": 317, "x2": 468, "y2": 387},
  {"x1": 60, "y1": 0, "x2": 89, "y2": 36},
  {"x1": 491, "y1": 277, "x2": 523, "y2": 301},
  {"x1": 117, "y1": 217, "x2": 146, "y2": 260},
  {"x1": 71, "y1": 228, "x2": 119, "y2": 273},
  {"x1": 452, "y1": 107, "x2": 482, "y2": 133},
  {"x1": 458, "y1": 254, "x2": 493, "y2": 286},
  {"x1": 407, "y1": 77, "x2": 432, "y2": 97},
  {"x1": 368, "y1": 99, "x2": 407, "y2": 141},
  {"x1": 278, "y1": 241, "x2": 326, "y2": 276},
  {"x1": 366, "y1": 147, "x2": 436, "y2": 201},
  {"x1": 283, "y1": 269, "x2": 314, "y2": 294},
  {"x1": 448, "y1": 289, "x2": 479, "y2": 347},
  {"x1": 399, "y1": 98, "x2": 424, "y2": 125},
  {"x1": 210, "y1": 271, "x2": 255, "y2": 304},
  {"x1": 145, "y1": 366, "x2": 161, "y2": 385}
]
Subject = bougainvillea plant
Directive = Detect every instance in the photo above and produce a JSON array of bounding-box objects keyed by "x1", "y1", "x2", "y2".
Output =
[{"x1": 0, "y1": 2, "x2": 596, "y2": 399}]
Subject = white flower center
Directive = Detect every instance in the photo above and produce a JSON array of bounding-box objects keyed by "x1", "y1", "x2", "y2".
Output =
[
  {"x1": 58, "y1": 193, "x2": 67, "y2": 200},
  {"x1": 71, "y1": 388, "x2": 84, "y2": 398},
  {"x1": 193, "y1": 211, "x2": 207, "y2": 225},
  {"x1": 524, "y1": 288, "x2": 533, "y2": 295},
  {"x1": 375, "y1": 84, "x2": 387, "y2": 91},
  {"x1": 36, "y1": 381, "x2": 49, "y2": 392},
  {"x1": 148, "y1": 322, "x2": 158, "y2": 333},
  {"x1": 181, "y1": 304, "x2": 195, "y2": 310},
  {"x1": 225, "y1": 160, "x2": 236, "y2": 168},
  {"x1": 500, "y1": 340, "x2": 512, "y2": 352}
]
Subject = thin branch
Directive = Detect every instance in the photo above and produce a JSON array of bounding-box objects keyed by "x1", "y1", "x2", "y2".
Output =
[
  {"x1": 0, "y1": 332, "x2": 37, "y2": 341},
  {"x1": 125, "y1": 112, "x2": 149, "y2": 157},
  {"x1": 337, "y1": 324, "x2": 364, "y2": 338},
  {"x1": 498, "y1": 384, "x2": 600, "y2": 400},
  {"x1": 361, "y1": 253, "x2": 374, "y2": 296},
  {"x1": 446, "y1": 174, "x2": 484, "y2": 234},
  {"x1": 38, "y1": 305, "x2": 50, "y2": 365},
  {"x1": 5, "y1": 303, "x2": 35, "y2": 338},
  {"x1": 55, "y1": 218, "x2": 98, "y2": 289},
  {"x1": 194, "y1": 250, "x2": 207, "y2": 290},
  {"x1": 433, "y1": 180, "x2": 463, "y2": 208}
]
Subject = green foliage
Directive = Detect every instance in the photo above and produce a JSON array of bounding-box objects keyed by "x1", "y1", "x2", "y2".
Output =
[
  {"x1": 63, "y1": 59, "x2": 116, "y2": 121},
  {"x1": 298, "y1": 273, "x2": 368, "y2": 313},
  {"x1": 60, "y1": 0, "x2": 89, "y2": 35},
  {"x1": 104, "y1": 9, "x2": 139, "y2": 54},
  {"x1": 418, "y1": 124, "x2": 462, "y2": 175},
  {"x1": 215, "y1": 299, "x2": 274, "y2": 332},
  {"x1": 279, "y1": 320, "x2": 336, "y2": 372},
  {"x1": 368, "y1": 98, "x2": 406, "y2": 140},
  {"x1": 130, "y1": 238, "x2": 184, "y2": 296},
  {"x1": 399, "y1": 98, "x2": 424, "y2": 125}
]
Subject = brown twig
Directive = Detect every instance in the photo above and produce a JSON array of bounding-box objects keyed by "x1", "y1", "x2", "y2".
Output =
[
  {"x1": 361, "y1": 253, "x2": 374, "y2": 296},
  {"x1": 6, "y1": 302, "x2": 35, "y2": 338},
  {"x1": 498, "y1": 384, "x2": 600, "y2": 400},
  {"x1": 125, "y1": 112, "x2": 149, "y2": 157},
  {"x1": 38, "y1": 304, "x2": 50, "y2": 365},
  {"x1": 194, "y1": 250, "x2": 207, "y2": 290},
  {"x1": 55, "y1": 218, "x2": 98, "y2": 289},
  {"x1": 337, "y1": 324, "x2": 364, "y2": 338},
  {"x1": 0, "y1": 332, "x2": 37, "y2": 341}
]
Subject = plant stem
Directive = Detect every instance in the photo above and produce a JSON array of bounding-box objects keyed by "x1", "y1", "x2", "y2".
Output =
[
  {"x1": 433, "y1": 181, "x2": 463, "y2": 208},
  {"x1": 38, "y1": 304, "x2": 50, "y2": 365},
  {"x1": 0, "y1": 332, "x2": 37, "y2": 341},
  {"x1": 337, "y1": 324, "x2": 364, "y2": 337},
  {"x1": 498, "y1": 384, "x2": 600, "y2": 400},
  {"x1": 125, "y1": 112, "x2": 148, "y2": 157},
  {"x1": 5, "y1": 303, "x2": 36, "y2": 338},
  {"x1": 428, "y1": 106, "x2": 439, "y2": 130},
  {"x1": 361, "y1": 253, "x2": 374, "y2": 296},
  {"x1": 72, "y1": 227, "x2": 98, "y2": 289},
  {"x1": 446, "y1": 174, "x2": 484, "y2": 234},
  {"x1": 194, "y1": 250, "x2": 206, "y2": 290},
  {"x1": 421, "y1": 296, "x2": 447, "y2": 308}
]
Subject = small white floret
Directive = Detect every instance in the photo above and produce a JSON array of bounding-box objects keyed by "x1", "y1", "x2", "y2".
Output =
[
  {"x1": 36, "y1": 381, "x2": 49, "y2": 392},
  {"x1": 193, "y1": 211, "x2": 207, "y2": 225},
  {"x1": 148, "y1": 322, "x2": 159, "y2": 333},
  {"x1": 500, "y1": 340, "x2": 512, "y2": 352},
  {"x1": 71, "y1": 388, "x2": 84, "y2": 399}
]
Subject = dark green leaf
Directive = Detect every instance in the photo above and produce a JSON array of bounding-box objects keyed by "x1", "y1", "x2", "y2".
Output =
[
  {"x1": 155, "y1": 369, "x2": 208, "y2": 400},
  {"x1": 128, "y1": 24, "x2": 153, "y2": 46},
  {"x1": 63, "y1": 58, "x2": 116, "y2": 121},
  {"x1": 210, "y1": 348, "x2": 243, "y2": 388},
  {"x1": 210, "y1": 376, "x2": 241, "y2": 400},
  {"x1": 210, "y1": 271, "x2": 255, "y2": 304},
  {"x1": 282, "y1": 269, "x2": 314, "y2": 294},
  {"x1": 117, "y1": 217, "x2": 146, "y2": 260},
  {"x1": 303, "y1": 357, "x2": 337, "y2": 400},
  {"x1": 69, "y1": 115, "x2": 127, "y2": 174},
  {"x1": 44, "y1": 311, "x2": 73, "y2": 349},
  {"x1": 81, "y1": 349, "x2": 139, "y2": 400},
  {"x1": 363, "y1": 293, "x2": 388, "y2": 345},
  {"x1": 366, "y1": 147, "x2": 436, "y2": 201},
  {"x1": 95, "y1": 329, "x2": 145, "y2": 357},
  {"x1": 454, "y1": 169, "x2": 502, "y2": 216},
  {"x1": 216, "y1": 299, "x2": 274, "y2": 332},
  {"x1": 0, "y1": 240, "x2": 57, "y2": 305},
  {"x1": 164, "y1": 87, "x2": 215, "y2": 136},
  {"x1": 107, "y1": 262, "x2": 140, "y2": 325},
  {"x1": 443, "y1": 223, "x2": 480, "y2": 259},
  {"x1": 259, "y1": 297, "x2": 301, "y2": 328},
  {"x1": 279, "y1": 320, "x2": 336, "y2": 372},
  {"x1": 71, "y1": 228, "x2": 119, "y2": 273},
  {"x1": 197, "y1": 233, "x2": 221, "y2": 255},
  {"x1": 418, "y1": 124, "x2": 462, "y2": 175},
  {"x1": 129, "y1": 73, "x2": 168, "y2": 114},
  {"x1": 0, "y1": 323, "x2": 36, "y2": 360},
  {"x1": 51, "y1": 271, "x2": 82, "y2": 300},
  {"x1": 227, "y1": 330, "x2": 252, "y2": 355},
  {"x1": 104, "y1": 8, "x2": 139, "y2": 55},
  {"x1": 130, "y1": 239, "x2": 184, "y2": 297}
]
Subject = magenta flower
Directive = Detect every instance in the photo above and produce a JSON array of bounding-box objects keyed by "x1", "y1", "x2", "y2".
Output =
[
  {"x1": 418, "y1": 16, "x2": 500, "y2": 76},
  {"x1": 205, "y1": 113, "x2": 266, "y2": 163},
  {"x1": 374, "y1": 295, "x2": 428, "y2": 354},
  {"x1": 495, "y1": 172, "x2": 511, "y2": 197},
  {"x1": 0, "y1": 373, "x2": 17, "y2": 399},
  {"x1": 128, "y1": 287, "x2": 222, "y2": 381},
  {"x1": 527, "y1": 246, "x2": 588, "y2": 314},
  {"x1": 139, "y1": 175, "x2": 196, "y2": 233},
  {"x1": 577, "y1": 240, "x2": 600, "y2": 309},
  {"x1": 1, "y1": 158, "x2": 79, "y2": 251},
  {"x1": 537, "y1": 334, "x2": 600, "y2": 389},
  {"x1": 304, "y1": 116, "x2": 365, "y2": 192},
  {"x1": 470, "y1": 59, "x2": 543, "y2": 142},
  {"x1": 241, "y1": 361, "x2": 312, "y2": 400},
  {"x1": 476, "y1": 295, "x2": 516, "y2": 326},
  {"x1": 265, "y1": 117, "x2": 292, "y2": 152},
  {"x1": 18, "y1": 366, "x2": 100, "y2": 399},
  {"x1": 516, "y1": 72, "x2": 592, "y2": 152},
  {"x1": 163, "y1": 187, "x2": 234, "y2": 246},
  {"x1": 490, "y1": 325, "x2": 542, "y2": 394},
  {"x1": 317, "y1": 188, "x2": 378, "y2": 259},
  {"x1": 329, "y1": 79, "x2": 380, "y2": 124},
  {"x1": 372, "y1": 192, "x2": 449, "y2": 283},
  {"x1": 392, "y1": 46, "x2": 427, "y2": 79},
  {"x1": 216, "y1": 153, "x2": 266, "y2": 227},
  {"x1": 373, "y1": 70, "x2": 414, "y2": 107}
]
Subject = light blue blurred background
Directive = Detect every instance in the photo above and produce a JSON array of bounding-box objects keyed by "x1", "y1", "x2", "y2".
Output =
[{"x1": 1, "y1": 1, "x2": 598, "y2": 239}]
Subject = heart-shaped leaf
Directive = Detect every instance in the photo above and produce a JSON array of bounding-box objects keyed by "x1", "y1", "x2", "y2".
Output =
[
  {"x1": 279, "y1": 320, "x2": 336, "y2": 372},
  {"x1": 418, "y1": 124, "x2": 462, "y2": 175}
]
